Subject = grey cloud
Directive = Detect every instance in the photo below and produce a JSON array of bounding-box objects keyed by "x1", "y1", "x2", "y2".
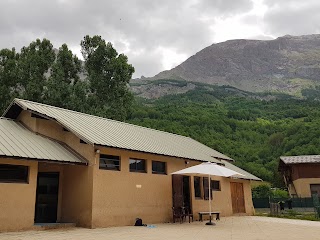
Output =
[
  {"x1": 0, "y1": 0, "x2": 257, "y2": 77},
  {"x1": 129, "y1": 50, "x2": 164, "y2": 78},
  {"x1": 196, "y1": 0, "x2": 254, "y2": 16},
  {"x1": 262, "y1": 0, "x2": 318, "y2": 7},
  {"x1": 263, "y1": 0, "x2": 320, "y2": 36}
]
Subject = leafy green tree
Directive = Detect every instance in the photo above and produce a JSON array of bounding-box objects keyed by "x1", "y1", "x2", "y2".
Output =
[
  {"x1": 18, "y1": 39, "x2": 55, "y2": 101},
  {"x1": 43, "y1": 44, "x2": 82, "y2": 108},
  {"x1": 0, "y1": 48, "x2": 19, "y2": 112},
  {"x1": 269, "y1": 132, "x2": 285, "y2": 147},
  {"x1": 81, "y1": 35, "x2": 134, "y2": 120},
  {"x1": 252, "y1": 184, "x2": 272, "y2": 198},
  {"x1": 272, "y1": 188, "x2": 289, "y2": 198}
]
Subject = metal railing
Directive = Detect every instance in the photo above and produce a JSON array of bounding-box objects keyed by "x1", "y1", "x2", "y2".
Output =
[{"x1": 253, "y1": 197, "x2": 317, "y2": 209}]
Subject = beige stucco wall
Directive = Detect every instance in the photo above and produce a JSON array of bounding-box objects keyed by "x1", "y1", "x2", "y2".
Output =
[
  {"x1": 91, "y1": 146, "x2": 254, "y2": 227},
  {"x1": 0, "y1": 158, "x2": 38, "y2": 232},
  {"x1": 60, "y1": 164, "x2": 94, "y2": 228},
  {"x1": 292, "y1": 178, "x2": 320, "y2": 197},
  {"x1": 91, "y1": 147, "x2": 177, "y2": 227}
]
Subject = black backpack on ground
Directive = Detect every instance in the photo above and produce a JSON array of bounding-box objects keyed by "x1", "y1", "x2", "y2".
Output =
[{"x1": 134, "y1": 218, "x2": 146, "y2": 226}]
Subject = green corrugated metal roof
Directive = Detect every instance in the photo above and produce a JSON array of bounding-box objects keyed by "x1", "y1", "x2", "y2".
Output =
[
  {"x1": 0, "y1": 118, "x2": 86, "y2": 164},
  {"x1": 4, "y1": 98, "x2": 233, "y2": 163},
  {"x1": 221, "y1": 160, "x2": 262, "y2": 181}
]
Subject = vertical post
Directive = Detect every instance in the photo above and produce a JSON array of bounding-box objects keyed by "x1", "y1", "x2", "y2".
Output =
[
  {"x1": 205, "y1": 174, "x2": 215, "y2": 225},
  {"x1": 209, "y1": 174, "x2": 211, "y2": 217}
]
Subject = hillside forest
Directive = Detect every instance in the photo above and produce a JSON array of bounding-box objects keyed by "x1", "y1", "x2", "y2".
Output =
[{"x1": 1, "y1": 37, "x2": 320, "y2": 187}]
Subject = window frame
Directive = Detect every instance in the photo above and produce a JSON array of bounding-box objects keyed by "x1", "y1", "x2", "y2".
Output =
[
  {"x1": 129, "y1": 158, "x2": 147, "y2": 173},
  {"x1": 194, "y1": 176, "x2": 202, "y2": 199},
  {"x1": 0, "y1": 164, "x2": 29, "y2": 184},
  {"x1": 212, "y1": 180, "x2": 221, "y2": 191},
  {"x1": 152, "y1": 161, "x2": 167, "y2": 175},
  {"x1": 99, "y1": 154, "x2": 121, "y2": 171}
]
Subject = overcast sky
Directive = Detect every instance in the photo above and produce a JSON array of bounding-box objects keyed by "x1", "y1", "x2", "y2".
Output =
[{"x1": 1, "y1": 0, "x2": 320, "y2": 78}]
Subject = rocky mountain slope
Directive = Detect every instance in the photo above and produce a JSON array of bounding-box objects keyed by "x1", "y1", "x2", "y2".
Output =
[{"x1": 132, "y1": 34, "x2": 320, "y2": 97}]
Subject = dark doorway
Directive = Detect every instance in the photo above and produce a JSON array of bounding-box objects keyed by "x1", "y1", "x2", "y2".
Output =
[
  {"x1": 172, "y1": 175, "x2": 183, "y2": 208},
  {"x1": 183, "y1": 176, "x2": 191, "y2": 209},
  {"x1": 35, "y1": 172, "x2": 59, "y2": 223},
  {"x1": 172, "y1": 175, "x2": 191, "y2": 210}
]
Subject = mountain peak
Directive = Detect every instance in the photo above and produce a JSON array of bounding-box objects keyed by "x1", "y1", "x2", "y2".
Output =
[{"x1": 143, "y1": 34, "x2": 320, "y2": 94}]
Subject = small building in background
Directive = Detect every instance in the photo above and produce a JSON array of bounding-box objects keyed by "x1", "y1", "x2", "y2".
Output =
[{"x1": 279, "y1": 155, "x2": 320, "y2": 197}]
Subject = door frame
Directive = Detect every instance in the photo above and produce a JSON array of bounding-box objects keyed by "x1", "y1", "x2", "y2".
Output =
[
  {"x1": 34, "y1": 172, "x2": 60, "y2": 223},
  {"x1": 172, "y1": 175, "x2": 192, "y2": 211},
  {"x1": 230, "y1": 182, "x2": 246, "y2": 214}
]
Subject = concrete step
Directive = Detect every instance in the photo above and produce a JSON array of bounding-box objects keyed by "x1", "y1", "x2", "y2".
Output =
[{"x1": 34, "y1": 222, "x2": 76, "y2": 230}]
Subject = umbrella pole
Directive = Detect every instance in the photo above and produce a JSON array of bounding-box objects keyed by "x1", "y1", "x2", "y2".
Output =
[{"x1": 206, "y1": 174, "x2": 215, "y2": 226}]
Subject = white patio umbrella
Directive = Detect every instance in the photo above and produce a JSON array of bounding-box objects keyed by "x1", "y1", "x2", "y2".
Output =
[{"x1": 171, "y1": 162, "x2": 244, "y2": 225}]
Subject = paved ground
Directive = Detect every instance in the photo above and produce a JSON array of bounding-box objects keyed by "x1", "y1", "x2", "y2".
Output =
[{"x1": 1, "y1": 216, "x2": 320, "y2": 240}]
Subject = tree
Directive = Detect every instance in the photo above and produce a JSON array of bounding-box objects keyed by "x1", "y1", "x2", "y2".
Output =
[
  {"x1": 43, "y1": 44, "x2": 83, "y2": 108},
  {"x1": 269, "y1": 132, "x2": 285, "y2": 147},
  {"x1": 18, "y1": 39, "x2": 55, "y2": 101},
  {"x1": 80, "y1": 35, "x2": 134, "y2": 121},
  {"x1": 252, "y1": 184, "x2": 272, "y2": 198},
  {"x1": 0, "y1": 48, "x2": 19, "y2": 112}
]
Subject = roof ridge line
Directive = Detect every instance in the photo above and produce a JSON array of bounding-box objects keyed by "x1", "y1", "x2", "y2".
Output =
[
  {"x1": 14, "y1": 98, "x2": 193, "y2": 139},
  {"x1": 281, "y1": 155, "x2": 320, "y2": 158}
]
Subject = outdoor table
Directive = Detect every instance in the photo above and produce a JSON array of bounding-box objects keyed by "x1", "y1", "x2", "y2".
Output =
[{"x1": 198, "y1": 212, "x2": 220, "y2": 221}]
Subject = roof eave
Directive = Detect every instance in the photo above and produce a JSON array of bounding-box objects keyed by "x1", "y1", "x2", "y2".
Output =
[
  {"x1": 94, "y1": 143, "x2": 221, "y2": 164},
  {"x1": 0, "y1": 155, "x2": 88, "y2": 165}
]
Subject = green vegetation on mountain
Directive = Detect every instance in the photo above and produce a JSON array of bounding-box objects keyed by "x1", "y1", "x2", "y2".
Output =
[{"x1": 127, "y1": 82, "x2": 320, "y2": 186}]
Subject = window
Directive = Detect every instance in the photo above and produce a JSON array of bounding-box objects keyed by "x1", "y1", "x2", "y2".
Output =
[
  {"x1": 0, "y1": 164, "x2": 29, "y2": 183},
  {"x1": 99, "y1": 154, "x2": 120, "y2": 171},
  {"x1": 152, "y1": 161, "x2": 166, "y2": 174},
  {"x1": 194, "y1": 176, "x2": 202, "y2": 198},
  {"x1": 212, "y1": 180, "x2": 221, "y2": 191},
  {"x1": 203, "y1": 177, "x2": 210, "y2": 200},
  {"x1": 203, "y1": 179, "x2": 221, "y2": 200},
  {"x1": 129, "y1": 158, "x2": 146, "y2": 173}
]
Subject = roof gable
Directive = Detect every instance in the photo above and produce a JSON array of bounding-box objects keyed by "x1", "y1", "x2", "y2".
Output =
[
  {"x1": 3, "y1": 98, "x2": 233, "y2": 163},
  {"x1": 0, "y1": 118, "x2": 86, "y2": 164}
]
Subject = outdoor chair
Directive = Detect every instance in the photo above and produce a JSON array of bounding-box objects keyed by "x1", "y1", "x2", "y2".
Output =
[
  {"x1": 181, "y1": 207, "x2": 193, "y2": 223},
  {"x1": 172, "y1": 207, "x2": 184, "y2": 223}
]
